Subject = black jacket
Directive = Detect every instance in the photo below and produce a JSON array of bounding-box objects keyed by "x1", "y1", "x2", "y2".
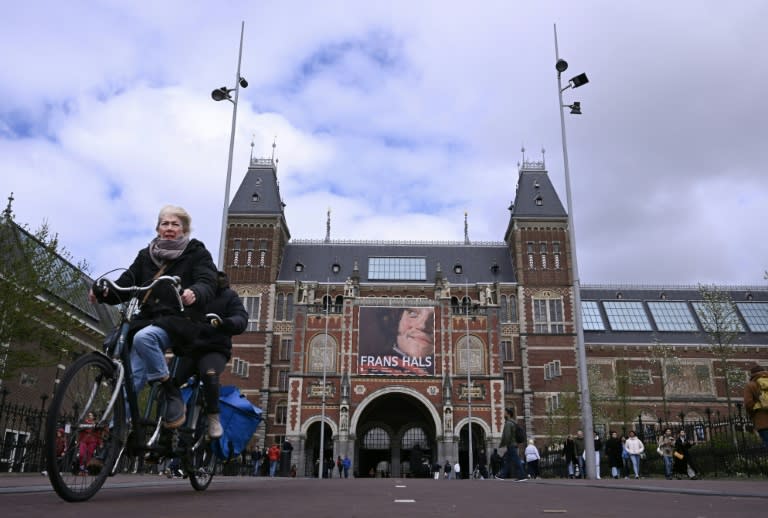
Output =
[
  {"x1": 98, "y1": 238, "x2": 217, "y2": 345},
  {"x1": 178, "y1": 285, "x2": 248, "y2": 360}
]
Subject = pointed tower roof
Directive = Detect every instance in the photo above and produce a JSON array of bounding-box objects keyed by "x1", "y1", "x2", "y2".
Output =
[
  {"x1": 509, "y1": 158, "x2": 566, "y2": 219},
  {"x1": 229, "y1": 157, "x2": 286, "y2": 217}
]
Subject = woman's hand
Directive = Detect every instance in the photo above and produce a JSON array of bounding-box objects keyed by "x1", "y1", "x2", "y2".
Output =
[{"x1": 181, "y1": 288, "x2": 197, "y2": 306}]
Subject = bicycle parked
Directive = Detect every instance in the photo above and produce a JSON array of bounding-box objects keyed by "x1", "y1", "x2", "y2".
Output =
[{"x1": 44, "y1": 275, "x2": 218, "y2": 502}]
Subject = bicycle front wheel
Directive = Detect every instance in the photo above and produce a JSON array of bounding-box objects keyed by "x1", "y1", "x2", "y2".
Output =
[{"x1": 45, "y1": 352, "x2": 125, "y2": 502}]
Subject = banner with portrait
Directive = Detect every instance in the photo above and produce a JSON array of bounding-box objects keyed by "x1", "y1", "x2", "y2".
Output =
[{"x1": 358, "y1": 306, "x2": 435, "y2": 376}]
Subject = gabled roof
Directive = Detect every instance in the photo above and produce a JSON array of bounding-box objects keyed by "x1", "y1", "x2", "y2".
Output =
[{"x1": 277, "y1": 240, "x2": 516, "y2": 284}]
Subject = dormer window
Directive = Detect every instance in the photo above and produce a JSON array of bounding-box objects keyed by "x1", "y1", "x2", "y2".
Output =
[
  {"x1": 295, "y1": 262, "x2": 304, "y2": 272},
  {"x1": 535, "y1": 196, "x2": 543, "y2": 206},
  {"x1": 331, "y1": 263, "x2": 341, "y2": 274},
  {"x1": 252, "y1": 192, "x2": 260, "y2": 202},
  {"x1": 453, "y1": 263, "x2": 463, "y2": 275}
]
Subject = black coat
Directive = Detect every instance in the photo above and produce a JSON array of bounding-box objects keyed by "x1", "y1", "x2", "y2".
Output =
[
  {"x1": 176, "y1": 286, "x2": 248, "y2": 360},
  {"x1": 99, "y1": 238, "x2": 217, "y2": 345}
]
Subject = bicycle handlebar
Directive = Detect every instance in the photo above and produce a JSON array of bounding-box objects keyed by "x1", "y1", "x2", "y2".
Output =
[{"x1": 96, "y1": 275, "x2": 184, "y2": 311}]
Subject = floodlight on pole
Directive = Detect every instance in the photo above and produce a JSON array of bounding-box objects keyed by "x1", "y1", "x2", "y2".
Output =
[
  {"x1": 554, "y1": 23, "x2": 596, "y2": 480},
  {"x1": 211, "y1": 21, "x2": 248, "y2": 269}
]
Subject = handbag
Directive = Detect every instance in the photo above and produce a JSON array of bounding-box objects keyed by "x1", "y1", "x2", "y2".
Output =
[{"x1": 673, "y1": 451, "x2": 684, "y2": 460}]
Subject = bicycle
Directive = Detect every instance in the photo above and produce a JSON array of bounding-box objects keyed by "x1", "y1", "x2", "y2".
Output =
[{"x1": 44, "y1": 275, "x2": 218, "y2": 502}]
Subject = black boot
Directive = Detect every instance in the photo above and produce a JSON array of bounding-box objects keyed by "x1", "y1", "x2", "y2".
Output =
[{"x1": 161, "y1": 378, "x2": 186, "y2": 429}]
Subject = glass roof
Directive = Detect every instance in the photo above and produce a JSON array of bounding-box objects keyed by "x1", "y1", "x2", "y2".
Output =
[
  {"x1": 581, "y1": 301, "x2": 605, "y2": 331},
  {"x1": 368, "y1": 257, "x2": 426, "y2": 281},
  {"x1": 736, "y1": 302, "x2": 768, "y2": 332},
  {"x1": 692, "y1": 301, "x2": 745, "y2": 333},
  {"x1": 647, "y1": 301, "x2": 699, "y2": 331},
  {"x1": 602, "y1": 301, "x2": 653, "y2": 331}
]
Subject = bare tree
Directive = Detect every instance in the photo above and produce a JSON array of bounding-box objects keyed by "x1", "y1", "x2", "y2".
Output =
[{"x1": 696, "y1": 284, "x2": 742, "y2": 417}]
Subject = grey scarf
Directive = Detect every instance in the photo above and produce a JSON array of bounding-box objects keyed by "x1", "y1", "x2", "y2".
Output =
[{"x1": 149, "y1": 235, "x2": 190, "y2": 267}]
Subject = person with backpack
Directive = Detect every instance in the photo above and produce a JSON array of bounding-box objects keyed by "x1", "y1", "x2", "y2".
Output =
[
  {"x1": 744, "y1": 364, "x2": 768, "y2": 447},
  {"x1": 495, "y1": 407, "x2": 527, "y2": 481}
]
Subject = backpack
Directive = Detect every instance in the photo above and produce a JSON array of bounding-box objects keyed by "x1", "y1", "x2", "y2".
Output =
[
  {"x1": 753, "y1": 377, "x2": 768, "y2": 411},
  {"x1": 514, "y1": 421, "x2": 527, "y2": 444}
]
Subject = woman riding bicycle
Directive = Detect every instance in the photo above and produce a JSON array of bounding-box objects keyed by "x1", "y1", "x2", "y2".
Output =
[{"x1": 89, "y1": 205, "x2": 217, "y2": 429}]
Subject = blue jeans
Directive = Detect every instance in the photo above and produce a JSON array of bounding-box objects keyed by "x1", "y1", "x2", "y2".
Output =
[
  {"x1": 662, "y1": 455, "x2": 673, "y2": 478},
  {"x1": 131, "y1": 325, "x2": 172, "y2": 392},
  {"x1": 629, "y1": 454, "x2": 641, "y2": 477},
  {"x1": 269, "y1": 460, "x2": 278, "y2": 477},
  {"x1": 500, "y1": 446, "x2": 525, "y2": 479}
]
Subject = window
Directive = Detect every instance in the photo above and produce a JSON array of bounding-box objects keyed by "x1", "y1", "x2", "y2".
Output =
[
  {"x1": 276, "y1": 293, "x2": 285, "y2": 320},
  {"x1": 286, "y1": 293, "x2": 294, "y2": 320},
  {"x1": 368, "y1": 257, "x2": 426, "y2": 281},
  {"x1": 546, "y1": 394, "x2": 561, "y2": 412},
  {"x1": 279, "y1": 338, "x2": 292, "y2": 361},
  {"x1": 544, "y1": 360, "x2": 562, "y2": 380},
  {"x1": 363, "y1": 427, "x2": 390, "y2": 449},
  {"x1": 526, "y1": 242, "x2": 535, "y2": 270},
  {"x1": 246, "y1": 239, "x2": 254, "y2": 266},
  {"x1": 648, "y1": 302, "x2": 699, "y2": 331},
  {"x1": 553, "y1": 241, "x2": 561, "y2": 270},
  {"x1": 275, "y1": 401, "x2": 287, "y2": 425},
  {"x1": 603, "y1": 301, "x2": 652, "y2": 331},
  {"x1": 736, "y1": 302, "x2": 768, "y2": 332},
  {"x1": 540, "y1": 242, "x2": 548, "y2": 269},
  {"x1": 232, "y1": 358, "x2": 249, "y2": 377},
  {"x1": 501, "y1": 340, "x2": 514, "y2": 362},
  {"x1": 401, "y1": 427, "x2": 428, "y2": 449},
  {"x1": 242, "y1": 296, "x2": 260, "y2": 331},
  {"x1": 233, "y1": 239, "x2": 241, "y2": 266},
  {"x1": 504, "y1": 372, "x2": 515, "y2": 393},
  {"x1": 581, "y1": 301, "x2": 605, "y2": 331},
  {"x1": 533, "y1": 298, "x2": 564, "y2": 333},
  {"x1": 277, "y1": 369, "x2": 289, "y2": 391}
]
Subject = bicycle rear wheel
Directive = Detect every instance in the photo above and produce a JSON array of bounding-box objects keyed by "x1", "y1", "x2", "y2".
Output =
[
  {"x1": 45, "y1": 352, "x2": 125, "y2": 502},
  {"x1": 186, "y1": 410, "x2": 217, "y2": 491}
]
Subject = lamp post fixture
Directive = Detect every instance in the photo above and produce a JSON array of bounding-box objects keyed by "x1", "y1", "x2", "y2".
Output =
[
  {"x1": 554, "y1": 24, "x2": 594, "y2": 479},
  {"x1": 211, "y1": 21, "x2": 248, "y2": 269}
]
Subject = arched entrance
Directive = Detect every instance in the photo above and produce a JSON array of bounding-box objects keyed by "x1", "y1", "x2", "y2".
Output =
[
  {"x1": 304, "y1": 421, "x2": 334, "y2": 477},
  {"x1": 458, "y1": 421, "x2": 487, "y2": 479},
  {"x1": 354, "y1": 392, "x2": 437, "y2": 478}
]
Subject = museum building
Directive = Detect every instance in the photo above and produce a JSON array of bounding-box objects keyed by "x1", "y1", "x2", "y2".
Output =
[{"x1": 220, "y1": 155, "x2": 768, "y2": 478}]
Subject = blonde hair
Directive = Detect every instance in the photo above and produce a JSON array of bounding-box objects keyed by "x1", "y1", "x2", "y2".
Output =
[{"x1": 156, "y1": 205, "x2": 191, "y2": 235}]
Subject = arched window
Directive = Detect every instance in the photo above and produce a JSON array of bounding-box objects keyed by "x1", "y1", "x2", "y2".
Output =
[
  {"x1": 276, "y1": 293, "x2": 285, "y2": 320},
  {"x1": 363, "y1": 427, "x2": 390, "y2": 449},
  {"x1": 307, "y1": 333, "x2": 337, "y2": 373},
  {"x1": 401, "y1": 427, "x2": 428, "y2": 449},
  {"x1": 286, "y1": 293, "x2": 294, "y2": 320},
  {"x1": 455, "y1": 335, "x2": 485, "y2": 374}
]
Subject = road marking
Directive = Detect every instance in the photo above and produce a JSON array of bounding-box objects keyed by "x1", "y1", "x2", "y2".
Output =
[
  {"x1": 394, "y1": 499, "x2": 416, "y2": 503},
  {"x1": 542, "y1": 510, "x2": 567, "y2": 514},
  {"x1": 395, "y1": 484, "x2": 407, "y2": 488}
]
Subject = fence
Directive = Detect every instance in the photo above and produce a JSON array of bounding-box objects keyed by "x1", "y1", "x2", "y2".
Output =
[
  {"x1": 539, "y1": 414, "x2": 768, "y2": 478},
  {"x1": 0, "y1": 401, "x2": 46, "y2": 473}
]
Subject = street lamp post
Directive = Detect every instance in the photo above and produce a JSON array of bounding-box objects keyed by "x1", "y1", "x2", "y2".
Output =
[
  {"x1": 211, "y1": 21, "x2": 248, "y2": 269},
  {"x1": 318, "y1": 281, "x2": 330, "y2": 479},
  {"x1": 554, "y1": 24, "x2": 595, "y2": 479},
  {"x1": 465, "y1": 282, "x2": 473, "y2": 479}
]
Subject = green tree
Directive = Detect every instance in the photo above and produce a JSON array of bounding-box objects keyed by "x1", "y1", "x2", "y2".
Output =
[
  {"x1": 0, "y1": 196, "x2": 90, "y2": 382},
  {"x1": 696, "y1": 284, "x2": 742, "y2": 417}
]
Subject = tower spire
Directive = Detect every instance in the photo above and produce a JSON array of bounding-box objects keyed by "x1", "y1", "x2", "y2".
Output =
[
  {"x1": 250, "y1": 134, "x2": 255, "y2": 162},
  {"x1": 324, "y1": 207, "x2": 331, "y2": 243},
  {"x1": 2, "y1": 192, "x2": 14, "y2": 221},
  {"x1": 464, "y1": 211, "x2": 470, "y2": 245}
]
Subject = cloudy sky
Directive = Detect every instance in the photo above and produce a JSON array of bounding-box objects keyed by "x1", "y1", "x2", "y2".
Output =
[{"x1": 2, "y1": 1, "x2": 766, "y2": 287}]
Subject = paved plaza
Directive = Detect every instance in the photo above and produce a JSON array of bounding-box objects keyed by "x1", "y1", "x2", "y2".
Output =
[{"x1": 2, "y1": 473, "x2": 766, "y2": 518}]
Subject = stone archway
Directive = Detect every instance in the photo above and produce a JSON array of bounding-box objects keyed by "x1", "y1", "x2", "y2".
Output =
[{"x1": 351, "y1": 388, "x2": 441, "y2": 478}]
